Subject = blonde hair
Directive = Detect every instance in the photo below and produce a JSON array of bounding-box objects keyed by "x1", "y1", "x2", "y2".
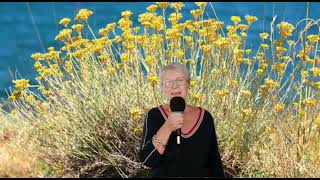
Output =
[{"x1": 159, "y1": 62, "x2": 190, "y2": 84}]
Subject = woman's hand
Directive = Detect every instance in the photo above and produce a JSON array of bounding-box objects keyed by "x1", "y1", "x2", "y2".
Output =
[{"x1": 163, "y1": 112, "x2": 184, "y2": 132}]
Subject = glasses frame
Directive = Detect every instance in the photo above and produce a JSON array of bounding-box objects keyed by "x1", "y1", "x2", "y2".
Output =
[{"x1": 161, "y1": 77, "x2": 188, "y2": 88}]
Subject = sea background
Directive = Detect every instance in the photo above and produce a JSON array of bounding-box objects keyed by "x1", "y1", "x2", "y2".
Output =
[{"x1": 0, "y1": 2, "x2": 319, "y2": 101}]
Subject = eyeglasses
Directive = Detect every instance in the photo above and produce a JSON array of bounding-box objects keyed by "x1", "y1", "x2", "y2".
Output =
[{"x1": 161, "y1": 78, "x2": 187, "y2": 88}]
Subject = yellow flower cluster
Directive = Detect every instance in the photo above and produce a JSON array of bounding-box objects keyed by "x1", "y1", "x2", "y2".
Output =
[
  {"x1": 147, "y1": 5, "x2": 158, "y2": 13},
  {"x1": 274, "y1": 103, "x2": 284, "y2": 112},
  {"x1": 277, "y1": 21, "x2": 295, "y2": 38},
  {"x1": 241, "y1": 90, "x2": 251, "y2": 97},
  {"x1": 304, "y1": 98, "x2": 316, "y2": 107},
  {"x1": 245, "y1": 15, "x2": 258, "y2": 25},
  {"x1": 231, "y1": 16, "x2": 241, "y2": 25},
  {"x1": 259, "y1": 32, "x2": 269, "y2": 40},
  {"x1": 272, "y1": 62, "x2": 286, "y2": 75},
  {"x1": 59, "y1": 18, "x2": 71, "y2": 27},
  {"x1": 190, "y1": 9, "x2": 203, "y2": 19},
  {"x1": 129, "y1": 107, "x2": 143, "y2": 119},
  {"x1": 156, "y1": 2, "x2": 170, "y2": 9},
  {"x1": 170, "y1": 2, "x2": 184, "y2": 11},
  {"x1": 12, "y1": 79, "x2": 30, "y2": 90},
  {"x1": 311, "y1": 67, "x2": 320, "y2": 76},
  {"x1": 194, "y1": 2, "x2": 207, "y2": 9},
  {"x1": 75, "y1": 9, "x2": 94, "y2": 22},
  {"x1": 168, "y1": 12, "x2": 183, "y2": 25},
  {"x1": 216, "y1": 88, "x2": 230, "y2": 97},
  {"x1": 307, "y1": 34, "x2": 320, "y2": 43},
  {"x1": 72, "y1": 24, "x2": 84, "y2": 33},
  {"x1": 55, "y1": 29, "x2": 72, "y2": 41},
  {"x1": 192, "y1": 93, "x2": 202, "y2": 101},
  {"x1": 145, "y1": 56, "x2": 157, "y2": 66},
  {"x1": 147, "y1": 74, "x2": 159, "y2": 86}
]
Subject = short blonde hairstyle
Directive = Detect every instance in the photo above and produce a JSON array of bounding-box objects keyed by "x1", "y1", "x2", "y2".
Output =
[{"x1": 159, "y1": 62, "x2": 190, "y2": 84}]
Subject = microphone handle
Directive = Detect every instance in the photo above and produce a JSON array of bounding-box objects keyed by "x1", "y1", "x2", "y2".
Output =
[
  {"x1": 176, "y1": 128, "x2": 181, "y2": 145},
  {"x1": 176, "y1": 111, "x2": 183, "y2": 145}
]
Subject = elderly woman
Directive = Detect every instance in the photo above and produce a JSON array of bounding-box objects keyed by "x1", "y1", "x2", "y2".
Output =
[{"x1": 139, "y1": 62, "x2": 225, "y2": 178}]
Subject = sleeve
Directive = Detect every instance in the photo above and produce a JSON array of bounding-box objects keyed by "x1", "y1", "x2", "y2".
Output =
[
  {"x1": 207, "y1": 112, "x2": 226, "y2": 177},
  {"x1": 138, "y1": 109, "x2": 164, "y2": 168}
]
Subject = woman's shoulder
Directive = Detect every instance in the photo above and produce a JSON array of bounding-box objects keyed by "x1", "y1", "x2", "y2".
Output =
[
  {"x1": 196, "y1": 107, "x2": 214, "y2": 120},
  {"x1": 145, "y1": 106, "x2": 162, "y2": 116}
]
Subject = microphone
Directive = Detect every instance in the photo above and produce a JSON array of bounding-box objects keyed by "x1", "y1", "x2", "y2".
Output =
[{"x1": 170, "y1": 96, "x2": 185, "y2": 145}]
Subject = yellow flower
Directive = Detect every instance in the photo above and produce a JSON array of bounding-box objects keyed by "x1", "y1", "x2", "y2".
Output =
[
  {"x1": 216, "y1": 88, "x2": 230, "y2": 97},
  {"x1": 301, "y1": 70, "x2": 308, "y2": 78},
  {"x1": 282, "y1": 56, "x2": 292, "y2": 61},
  {"x1": 170, "y1": 2, "x2": 184, "y2": 11},
  {"x1": 55, "y1": 29, "x2": 72, "y2": 41},
  {"x1": 264, "y1": 128, "x2": 276, "y2": 137},
  {"x1": 192, "y1": 93, "x2": 202, "y2": 101},
  {"x1": 31, "y1": 53, "x2": 43, "y2": 61},
  {"x1": 147, "y1": 74, "x2": 159, "y2": 86},
  {"x1": 259, "y1": 32, "x2": 269, "y2": 40},
  {"x1": 11, "y1": 109, "x2": 17, "y2": 116},
  {"x1": 241, "y1": 90, "x2": 251, "y2": 97},
  {"x1": 75, "y1": 9, "x2": 94, "y2": 22},
  {"x1": 277, "y1": 21, "x2": 295, "y2": 38},
  {"x1": 261, "y1": 43, "x2": 269, "y2": 50},
  {"x1": 65, "y1": 60, "x2": 73, "y2": 73},
  {"x1": 305, "y1": 98, "x2": 316, "y2": 107},
  {"x1": 107, "y1": 66, "x2": 117, "y2": 75},
  {"x1": 298, "y1": 109, "x2": 306, "y2": 116},
  {"x1": 59, "y1": 18, "x2": 71, "y2": 27},
  {"x1": 120, "y1": 53, "x2": 129, "y2": 63},
  {"x1": 276, "y1": 46, "x2": 287, "y2": 54},
  {"x1": 72, "y1": 24, "x2": 84, "y2": 33},
  {"x1": 195, "y1": 2, "x2": 207, "y2": 9},
  {"x1": 121, "y1": 10, "x2": 133, "y2": 19},
  {"x1": 145, "y1": 56, "x2": 157, "y2": 66},
  {"x1": 133, "y1": 128, "x2": 142, "y2": 136},
  {"x1": 156, "y1": 2, "x2": 170, "y2": 9},
  {"x1": 229, "y1": 79, "x2": 238, "y2": 87},
  {"x1": 189, "y1": 80, "x2": 197, "y2": 88},
  {"x1": 26, "y1": 95, "x2": 35, "y2": 104},
  {"x1": 245, "y1": 15, "x2": 258, "y2": 25},
  {"x1": 315, "y1": 81, "x2": 320, "y2": 89},
  {"x1": 257, "y1": 69, "x2": 264, "y2": 75},
  {"x1": 231, "y1": 16, "x2": 241, "y2": 25},
  {"x1": 245, "y1": 49, "x2": 252, "y2": 55},
  {"x1": 311, "y1": 67, "x2": 320, "y2": 76},
  {"x1": 129, "y1": 107, "x2": 143, "y2": 119},
  {"x1": 287, "y1": 40, "x2": 295, "y2": 47},
  {"x1": 190, "y1": 9, "x2": 203, "y2": 19},
  {"x1": 274, "y1": 103, "x2": 284, "y2": 112},
  {"x1": 168, "y1": 12, "x2": 183, "y2": 24},
  {"x1": 147, "y1": 5, "x2": 158, "y2": 12},
  {"x1": 238, "y1": 24, "x2": 248, "y2": 31},
  {"x1": 107, "y1": 22, "x2": 117, "y2": 32},
  {"x1": 307, "y1": 34, "x2": 320, "y2": 43},
  {"x1": 8, "y1": 95, "x2": 16, "y2": 101},
  {"x1": 12, "y1": 79, "x2": 30, "y2": 90},
  {"x1": 200, "y1": 44, "x2": 212, "y2": 53}
]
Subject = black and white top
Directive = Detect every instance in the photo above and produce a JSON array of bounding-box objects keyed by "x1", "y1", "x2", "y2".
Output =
[{"x1": 139, "y1": 106, "x2": 225, "y2": 178}]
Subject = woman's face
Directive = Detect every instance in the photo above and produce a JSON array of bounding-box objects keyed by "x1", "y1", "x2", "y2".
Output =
[{"x1": 160, "y1": 69, "x2": 189, "y2": 102}]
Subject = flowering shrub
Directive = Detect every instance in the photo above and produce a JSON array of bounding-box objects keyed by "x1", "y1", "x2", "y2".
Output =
[{"x1": 1, "y1": 2, "x2": 320, "y2": 178}]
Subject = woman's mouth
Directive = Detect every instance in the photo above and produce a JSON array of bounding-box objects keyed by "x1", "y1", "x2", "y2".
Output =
[{"x1": 171, "y1": 92, "x2": 182, "y2": 96}]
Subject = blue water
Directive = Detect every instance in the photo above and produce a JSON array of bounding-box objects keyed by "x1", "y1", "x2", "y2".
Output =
[{"x1": 0, "y1": 2, "x2": 319, "y2": 100}]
